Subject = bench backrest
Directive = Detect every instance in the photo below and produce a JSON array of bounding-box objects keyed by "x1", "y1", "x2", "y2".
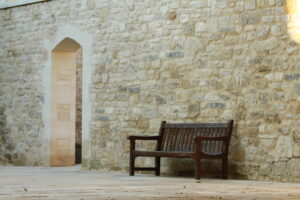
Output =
[{"x1": 157, "y1": 120, "x2": 234, "y2": 153}]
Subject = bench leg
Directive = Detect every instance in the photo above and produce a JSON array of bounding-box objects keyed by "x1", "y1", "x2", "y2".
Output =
[
  {"x1": 155, "y1": 157, "x2": 160, "y2": 176},
  {"x1": 222, "y1": 158, "x2": 228, "y2": 179},
  {"x1": 130, "y1": 155, "x2": 135, "y2": 176},
  {"x1": 195, "y1": 157, "x2": 201, "y2": 180}
]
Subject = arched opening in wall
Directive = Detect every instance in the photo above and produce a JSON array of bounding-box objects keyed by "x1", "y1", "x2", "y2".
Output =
[{"x1": 51, "y1": 38, "x2": 82, "y2": 166}]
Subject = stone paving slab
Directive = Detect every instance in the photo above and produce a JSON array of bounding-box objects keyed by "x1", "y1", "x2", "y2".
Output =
[{"x1": 0, "y1": 166, "x2": 300, "y2": 200}]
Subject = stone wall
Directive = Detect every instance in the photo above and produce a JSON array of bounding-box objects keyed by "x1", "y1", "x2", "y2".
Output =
[{"x1": 1, "y1": 0, "x2": 300, "y2": 182}]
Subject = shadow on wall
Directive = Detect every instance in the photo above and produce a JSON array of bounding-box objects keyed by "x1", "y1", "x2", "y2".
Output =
[{"x1": 0, "y1": 107, "x2": 25, "y2": 165}]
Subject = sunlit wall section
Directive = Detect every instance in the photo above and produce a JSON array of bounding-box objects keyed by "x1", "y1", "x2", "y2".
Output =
[{"x1": 287, "y1": 0, "x2": 300, "y2": 43}]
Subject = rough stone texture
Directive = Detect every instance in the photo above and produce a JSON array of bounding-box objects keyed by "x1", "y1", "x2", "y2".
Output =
[{"x1": 1, "y1": 0, "x2": 300, "y2": 182}]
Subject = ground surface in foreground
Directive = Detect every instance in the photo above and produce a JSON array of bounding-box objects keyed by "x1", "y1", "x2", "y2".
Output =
[{"x1": 0, "y1": 166, "x2": 300, "y2": 200}]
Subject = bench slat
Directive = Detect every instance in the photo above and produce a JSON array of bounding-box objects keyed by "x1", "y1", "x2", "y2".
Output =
[
  {"x1": 164, "y1": 123, "x2": 228, "y2": 128},
  {"x1": 134, "y1": 150, "x2": 193, "y2": 158},
  {"x1": 174, "y1": 128, "x2": 181, "y2": 151},
  {"x1": 161, "y1": 126, "x2": 228, "y2": 153},
  {"x1": 185, "y1": 128, "x2": 192, "y2": 152}
]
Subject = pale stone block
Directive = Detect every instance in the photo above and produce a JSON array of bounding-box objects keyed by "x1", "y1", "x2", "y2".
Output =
[
  {"x1": 119, "y1": 23, "x2": 126, "y2": 32},
  {"x1": 191, "y1": 1, "x2": 206, "y2": 8},
  {"x1": 264, "y1": 72, "x2": 283, "y2": 81},
  {"x1": 281, "y1": 120, "x2": 292, "y2": 126},
  {"x1": 204, "y1": 93, "x2": 219, "y2": 101},
  {"x1": 258, "y1": 134, "x2": 278, "y2": 139},
  {"x1": 287, "y1": 159, "x2": 300, "y2": 177},
  {"x1": 293, "y1": 144, "x2": 300, "y2": 157},
  {"x1": 180, "y1": 14, "x2": 189, "y2": 23},
  {"x1": 268, "y1": 0, "x2": 275, "y2": 6},
  {"x1": 273, "y1": 136, "x2": 294, "y2": 159},
  {"x1": 263, "y1": 37, "x2": 279, "y2": 50},
  {"x1": 244, "y1": 25, "x2": 255, "y2": 32},
  {"x1": 245, "y1": 0, "x2": 256, "y2": 10},
  {"x1": 271, "y1": 24, "x2": 284, "y2": 36},
  {"x1": 86, "y1": 0, "x2": 95, "y2": 10},
  {"x1": 259, "y1": 125, "x2": 266, "y2": 133},
  {"x1": 221, "y1": 110, "x2": 233, "y2": 120},
  {"x1": 125, "y1": 0, "x2": 134, "y2": 10},
  {"x1": 259, "y1": 138, "x2": 277, "y2": 150},
  {"x1": 262, "y1": 16, "x2": 274, "y2": 23},
  {"x1": 160, "y1": 5, "x2": 168, "y2": 15},
  {"x1": 216, "y1": 0, "x2": 227, "y2": 8},
  {"x1": 235, "y1": 1, "x2": 244, "y2": 11},
  {"x1": 195, "y1": 22, "x2": 207, "y2": 32}
]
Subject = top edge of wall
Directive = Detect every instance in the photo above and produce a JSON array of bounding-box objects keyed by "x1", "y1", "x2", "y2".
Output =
[{"x1": 0, "y1": 0, "x2": 51, "y2": 10}]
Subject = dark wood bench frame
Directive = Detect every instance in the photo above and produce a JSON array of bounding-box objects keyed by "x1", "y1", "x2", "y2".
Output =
[{"x1": 128, "y1": 120, "x2": 234, "y2": 179}]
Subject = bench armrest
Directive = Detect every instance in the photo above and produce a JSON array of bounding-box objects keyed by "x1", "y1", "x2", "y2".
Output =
[
  {"x1": 193, "y1": 136, "x2": 228, "y2": 142},
  {"x1": 127, "y1": 135, "x2": 160, "y2": 141}
]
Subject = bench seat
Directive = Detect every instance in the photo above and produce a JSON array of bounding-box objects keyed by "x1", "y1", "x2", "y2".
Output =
[{"x1": 134, "y1": 150, "x2": 224, "y2": 158}]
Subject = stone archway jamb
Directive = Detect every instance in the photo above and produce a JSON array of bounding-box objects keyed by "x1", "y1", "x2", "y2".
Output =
[{"x1": 43, "y1": 24, "x2": 92, "y2": 167}]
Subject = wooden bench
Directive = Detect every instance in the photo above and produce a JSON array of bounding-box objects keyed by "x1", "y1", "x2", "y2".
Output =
[{"x1": 128, "y1": 120, "x2": 234, "y2": 179}]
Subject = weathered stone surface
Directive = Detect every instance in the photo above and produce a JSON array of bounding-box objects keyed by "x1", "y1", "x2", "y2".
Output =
[
  {"x1": 195, "y1": 22, "x2": 207, "y2": 33},
  {"x1": 287, "y1": 159, "x2": 300, "y2": 178},
  {"x1": 165, "y1": 52, "x2": 184, "y2": 58},
  {"x1": 294, "y1": 144, "x2": 300, "y2": 158},
  {"x1": 285, "y1": 74, "x2": 300, "y2": 81},
  {"x1": 271, "y1": 136, "x2": 294, "y2": 160},
  {"x1": 241, "y1": 11, "x2": 261, "y2": 25}
]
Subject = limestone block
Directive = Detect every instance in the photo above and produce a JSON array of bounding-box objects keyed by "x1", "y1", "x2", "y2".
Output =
[
  {"x1": 195, "y1": 22, "x2": 207, "y2": 33},
  {"x1": 245, "y1": 0, "x2": 256, "y2": 10},
  {"x1": 141, "y1": 108, "x2": 157, "y2": 119},
  {"x1": 293, "y1": 144, "x2": 300, "y2": 157},
  {"x1": 263, "y1": 37, "x2": 280, "y2": 51},
  {"x1": 271, "y1": 136, "x2": 294, "y2": 160},
  {"x1": 136, "y1": 117, "x2": 149, "y2": 129},
  {"x1": 287, "y1": 159, "x2": 300, "y2": 177},
  {"x1": 215, "y1": 0, "x2": 227, "y2": 8},
  {"x1": 264, "y1": 72, "x2": 283, "y2": 81},
  {"x1": 86, "y1": 0, "x2": 95, "y2": 10},
  {"x1": 272, "y1": 162, "x2": 287, "y2": 176},
  {"x1": 264, "y1": 112, "x2": 280, "y2": 123},
  {"x1": 235, "y1": 1, "x2": 244, "y2": 11},
  {"x1": 259, "y1": 163, "x2": 272, "y2": 176},
  {"x1": 241, "y1": 11, "x2": 261, "y2": 25},
  {"x1": 271, "y1": 24, "x2": 284, "y2": 36},
  {"x1": 291, "y1": 83, "x2": 300, "y2": 96},
  {"x1": 180, "y1": 14, "x2": 189, "y2": 24},
  {"x1": 222, "y1": 110, "x2": 233, "y2": 120},
  {"x1": 262, "y1": 16, "x2": 275, "y2": 23},
  {"x1": 2, "y1": 9, "x2": 11, "y2": 21},
  {"x1": 259, "y1": 137, "x2": 277, "y2": 150},
  {"x1": 268, "y1": 0, "x2": 275, "y2": 6},
  {"x1": 125, "y1": 0, "x2": 134, "y2": 10},
  {"x1": 188, "y1": 103, "x2": 200, "y2": 118}
]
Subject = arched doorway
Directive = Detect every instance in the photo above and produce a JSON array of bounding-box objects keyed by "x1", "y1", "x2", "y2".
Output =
[{"x1": 50, "y1": 38, "x2": 82, "y2": 166}]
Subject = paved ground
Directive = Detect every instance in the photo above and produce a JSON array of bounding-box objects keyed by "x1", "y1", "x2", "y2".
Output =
[{"x1": 1, "y1": 166, "x2": 300, "y2": 200}]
